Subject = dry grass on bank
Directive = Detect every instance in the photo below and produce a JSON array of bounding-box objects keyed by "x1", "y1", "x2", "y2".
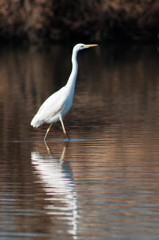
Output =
[{"x1": 0, "y1": 0, "x2": 158, "y2": 43}]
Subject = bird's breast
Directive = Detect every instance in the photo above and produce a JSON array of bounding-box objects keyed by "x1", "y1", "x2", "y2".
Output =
[{"x1": 60, "y1": 97, "x2": 73, "y2": 118}]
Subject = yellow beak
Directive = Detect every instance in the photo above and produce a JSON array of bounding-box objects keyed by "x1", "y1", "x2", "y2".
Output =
[{"x1": 84, "y1": 44, "x2": 98, "y2": 48}]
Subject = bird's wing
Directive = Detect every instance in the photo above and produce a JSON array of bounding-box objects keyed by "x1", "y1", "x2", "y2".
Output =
[{"x1": 35, "y1": 87, "x2": 67, "y2": 122}]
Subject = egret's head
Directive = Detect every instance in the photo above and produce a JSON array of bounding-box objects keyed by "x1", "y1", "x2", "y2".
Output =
[{"x1": 73, "y1": 43, "x2": 98, "y2": 52}]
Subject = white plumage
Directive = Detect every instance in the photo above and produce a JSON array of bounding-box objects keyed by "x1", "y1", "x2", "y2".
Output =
[{"x1": 31, "y1": 43, "x2": 98, "y2": 141}]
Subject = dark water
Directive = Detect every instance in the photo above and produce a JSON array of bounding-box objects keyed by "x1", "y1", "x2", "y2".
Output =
[{"x1": 0, "y1": 44, "x2": 159, "y2": 239}]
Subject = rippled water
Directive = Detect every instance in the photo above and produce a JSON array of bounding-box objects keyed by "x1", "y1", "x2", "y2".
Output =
[{"x1": 0, "y1": 44, "x2": 159, "y2": 239}]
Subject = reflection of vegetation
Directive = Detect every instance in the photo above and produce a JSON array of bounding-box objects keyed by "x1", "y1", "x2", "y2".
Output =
[{"x1": 0, "y1": 0, "x2": 158, "y2": 43}]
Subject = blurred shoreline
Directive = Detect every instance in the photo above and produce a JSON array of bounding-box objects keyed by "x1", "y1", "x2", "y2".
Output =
[{"x1": 0, "y1": 0, "x2": 158, "y2": 44}]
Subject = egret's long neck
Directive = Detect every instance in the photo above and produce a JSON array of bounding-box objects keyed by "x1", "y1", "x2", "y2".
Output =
[{"x1": 66, "y1": 49, "x2": 78, "y2": 91}]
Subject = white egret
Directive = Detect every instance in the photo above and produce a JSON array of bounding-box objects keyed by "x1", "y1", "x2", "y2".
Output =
[{"x1": 31, "y1": 43, "x2": 98, "y2": 141}]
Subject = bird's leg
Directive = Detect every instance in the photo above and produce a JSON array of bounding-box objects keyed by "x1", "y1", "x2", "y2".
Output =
[
  {"x1": 59, "y1": 115, "x2": 70, "y2": 140},
  {"x1": 44, "y1": 123, "x2": 53, "y2": 141}
]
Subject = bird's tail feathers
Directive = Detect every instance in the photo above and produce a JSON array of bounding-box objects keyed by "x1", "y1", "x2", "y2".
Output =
[{"x1": 31, "y1": 115, "x2": 42, "y2": 128}]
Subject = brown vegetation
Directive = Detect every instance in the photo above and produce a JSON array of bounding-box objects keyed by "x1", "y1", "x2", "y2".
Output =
[{"x1": 0, "y1": 0, "x2": 158, "y2": 43}]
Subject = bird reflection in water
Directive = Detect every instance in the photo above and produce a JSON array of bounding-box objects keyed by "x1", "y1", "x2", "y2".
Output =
[{"x1": 31, "y1": 143, "x2": 78, "y2": 239}]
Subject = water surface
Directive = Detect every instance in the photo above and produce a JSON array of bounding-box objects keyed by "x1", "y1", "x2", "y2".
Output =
[{"x1": 0, "y1": 44, "x2": 159, "y2": 239}]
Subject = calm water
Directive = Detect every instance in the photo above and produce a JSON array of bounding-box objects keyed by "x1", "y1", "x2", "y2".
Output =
[{"x1": 0, "y1": 44, "x2": 159, "y2": 239}]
